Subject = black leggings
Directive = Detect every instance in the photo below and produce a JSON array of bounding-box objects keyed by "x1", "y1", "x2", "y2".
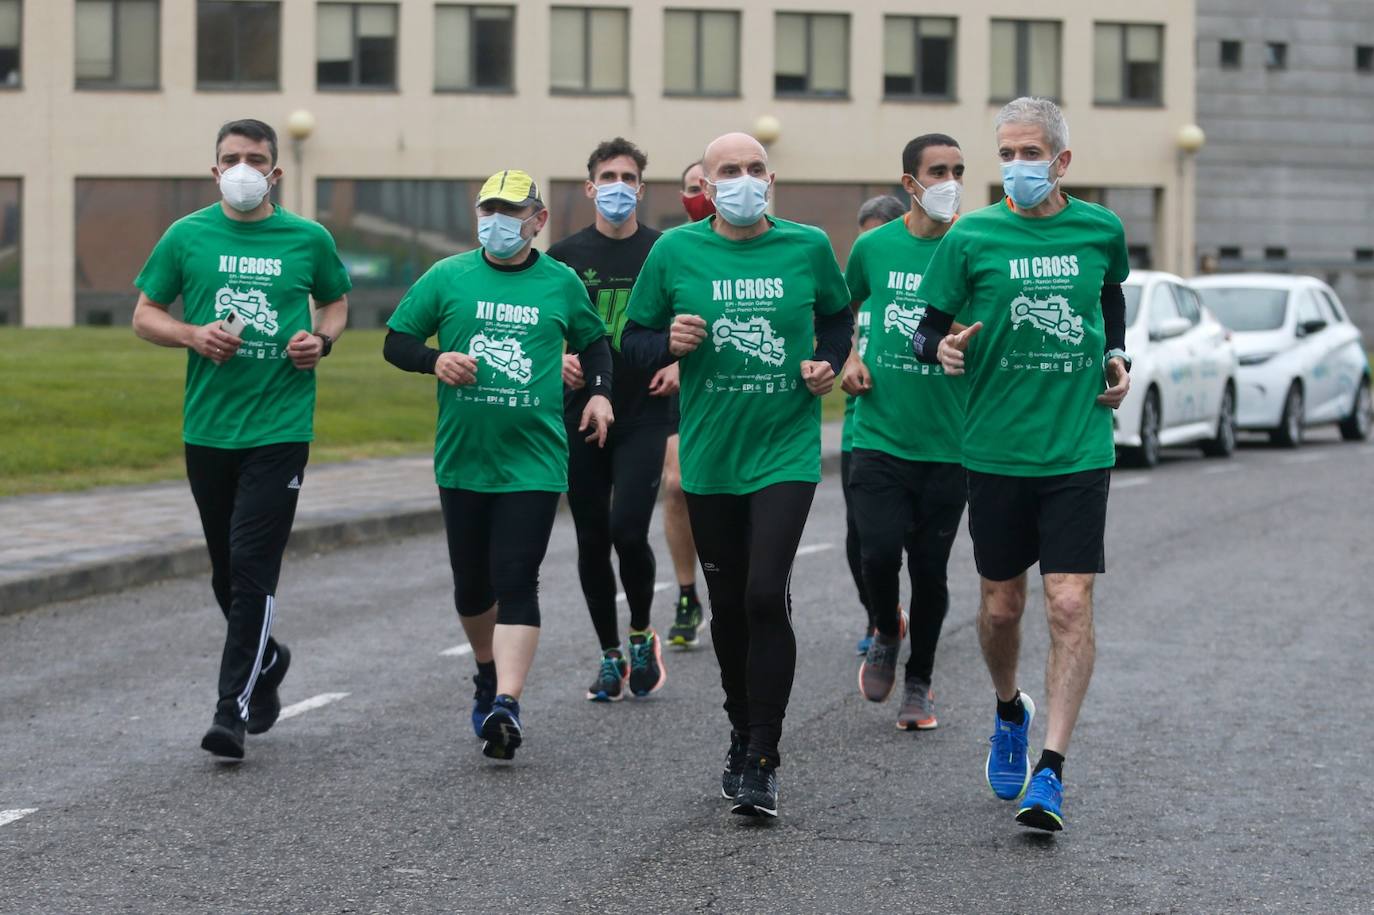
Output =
[
  {"x1": 565, "y1": 420, "x2": 670, "y2": 650},
  {"x1": 438, "y1": 488, "x2": 560, "y2": 627},
  {"x1": 840, "y1": 450, "x2": 873, "y2": 627},
  {"x1": 849, "y1": 450, "x2": 966, "y2": 681},
  {"x1": 685, "y1": 481, "x2": 816, "y2": 763},
  {"x1": 185, "y1": 442, "x2": 307, "y2": 723}
]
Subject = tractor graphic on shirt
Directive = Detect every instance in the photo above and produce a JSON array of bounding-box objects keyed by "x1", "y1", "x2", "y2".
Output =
[
  {"x1": 470, "y1": 333, "x2": 533, "y2": 385},
  {"x1": 711, "y1": 316, "x2": 786, "y2": 367},
  {"x1": 1009, "y1": 294, "x2": 1083, "y2": 345},
  {"x1": 883, "y1": 302, "x2": 926, "y2": 337},
  {"x1": 215, "y1": 286, "x2": 279, "y2": 336}
]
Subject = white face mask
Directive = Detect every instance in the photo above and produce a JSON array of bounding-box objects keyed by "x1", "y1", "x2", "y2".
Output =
[
  {"x1": 909, "y1": 175, "x2": 962, "y2": 223},
  {"x1": 218, "y1": 162, "x2": 271, "y2": 212}
]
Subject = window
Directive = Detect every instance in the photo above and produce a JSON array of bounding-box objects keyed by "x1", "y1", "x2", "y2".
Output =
[
  {"x1": 1295, "y1": 290, "x2": 1322, "y2": 329},
  {"x1": 1218, "y1": 245, "x2": 1241, "y2": 260},
  {"x1": 317, "y1": 3, "x2": 397, "y2": 89},
  {"x1": 1265, "y1": 41, "x2": 1287, "y2": 70},
  {"x1": 990, "y1": 19, "x2": 1060, "y2": 100},
  {"x1": 1264, "y1": 246, "x2": 1287, "y2": 260},
  {"x1": 197, "y1": 1, "x2": 279, "y2": 89},
  {"x1": 1148, "y1": 282, "x2": 1181, "y2": 328},
  {"x1": 1094, "y1": 23, "x2": 1162, "y2": 104},
  {"x1": 0, "y1": 178, "x2": 18, "y2": 324},
  {"x1": 1127, "y1": 244, "x2": 1152, "y2": 269},
  {"x1": 1219, "y1": 39, "x2": 1241, "y2": 69},
  {"x1": 1356, "y1": 45, "x2": 1373, "y2": 73},
  {"x1": 1356, "y1": 248, "x2": 1374, "y2": 261},
  {"x1": 774, "y1": 12, "x2": 849, "y2": 97},
  {"x1": 1318, "y1": 290, "x2": 1348, "y2": 323},
  {"x1": 435, "y1": 5, "x2": 514, "y2": 92},
  {"x1": 0, "y1": 1, "x2": 19, "y2": 86},
  {"x1": 663, "y1": 9, "x2": 739, "y2": 96},
  {"x1": 1174, "y1": 284, "x2": 1202, "y2": 325},
  {"x1": 550, "y1": 6, "x2": 629, "y2": 94},
  {"x1": 883, "y1": 15, "x2": 955, "y2": 99},
  {"x1": 75, "y1": 0, "x2": 159, "y2": 89}
]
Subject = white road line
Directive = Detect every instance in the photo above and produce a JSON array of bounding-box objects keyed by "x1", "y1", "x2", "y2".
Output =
[
  {"x1": 1113, "y1": 477, "x2": 1151, "y2": 489},
  {"x1": 440, "y1": 643, "x2": 473, "y2": 657},
  {"x1": 796, "y1": 542, "x2": 836, "y2": 556},
  {"x1": 0, "y1": 809, "x2": 38, "y2": 828},
  {"x1": 616, "y1": 581, "x2": 674, "y2": 603},
  {"x1": 278, "y1": 692, "x2": 350, "y2": 721},
  {"x1": 1282, "y1": 452, "x2": 1330, "y2": 464}
]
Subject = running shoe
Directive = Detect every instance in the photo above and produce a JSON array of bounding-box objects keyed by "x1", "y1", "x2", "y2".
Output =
[
  {"x1": 855, "y1": 627, "x2": 875, "y2": 658},
  {"x1": 627, "y1": 630, "x2": 667, "y2": 697},
  {"x1": 585, "y1": 649, "x2": 628, "y2": 702},
  {"x1": 470, "y1": 672, "x2": 496, "y2": 738},
  {"x1": 247, "y1": 643, "x2": 291, "y2": 735},
  {"x1": 480, "y1": 695, "x2": 522, "y2": 760},
  {"x1": 895, "y1": 676, "x2": 938, "y2": 731},
  {"x1": 200, "y1": 715, "x2": 245, "y2": 761},
  {"x1": 731, "y1": 758, "x2": 780, "y2": 818},
  {"x1": 1016, "y1": 768, "x2": 1065, "y2": 832},
  {"x1": 858, "y1": 611, "x2": 907, "y2": 702},
  {"x1": 720, "y1": 730, "x2": 749, "y2": 799},
  {"x1": 668, "y1": 594, "x2": 704, "y2": 648},
  {"x1": 986, "y1": 692, "x2": 1036, "y2": 801}
]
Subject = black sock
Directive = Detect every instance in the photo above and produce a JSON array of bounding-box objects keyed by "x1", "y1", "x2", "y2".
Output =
[
  {"x1": 1035, "y1": 750, "x2": 1064, "y2": 781},
  {"x1": 476, "y1": 659, "x2": 496, "y2": 683},
  {"x1": 996, "y1": 691, "x2": 1025, "y2": 723},
  {"x1": 679, "y1": 583, "x2": 697, "y2": 603}
]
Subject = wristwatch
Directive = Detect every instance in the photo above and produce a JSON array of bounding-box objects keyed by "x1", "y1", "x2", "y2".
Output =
[
  {"x1": 313, "y1": 332, "x2": 334, "y2": 357},
  {"x1": 1104, "y1": 348, "x2": 1131, "y2": 372}
]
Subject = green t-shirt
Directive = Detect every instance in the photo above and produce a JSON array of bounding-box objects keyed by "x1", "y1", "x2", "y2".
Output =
[
  {"x1": 839, "y1": 305, "x2": 869, "y2": 453},
  {"x1": 134, "y1": 204, "x2": 352, "y2": 449},
  {"x1": 387, "y1": 250, "x2": 607, "y2": 493},
  {"x1": 846, "y1": 217, "x2": 966, "y2": 463},
  {"x1": 626, "y1": 217, "x2": 850, "y2": 495},
  {"x1": 915, "y1": 198, "x2": 1130, "y2": 477}
]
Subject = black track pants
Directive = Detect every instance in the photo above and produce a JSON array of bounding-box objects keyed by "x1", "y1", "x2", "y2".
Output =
[
  {"x1": 438, "y1": 488, "x2": 560, "y2": 627},
  {"x1": 685, "y1": 481, "x2": 816, "y2": 762},
  {"x1": 840, "y1": 450, "x2": 873, "y2": 627},
  {"x1": 565, "y1": 420, "x2": 670, "y2": 649},
  {"x1": 185, "y1": 442, "x2": 308, "y2": 723}
]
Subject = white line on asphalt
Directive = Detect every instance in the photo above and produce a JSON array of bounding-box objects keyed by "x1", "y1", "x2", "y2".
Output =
[
  {"x1": 796, "y1": 542, "x2": 836, "y2": 556},
  {"x1": 440, "y1": 643, "x2": 473, "y2": 657},
  {"x1": 1114, "y1": 477, "x2": 1151, "y2": 489},
  {"x1": 0, "y1": 809, "x2": 38, "y2": 828},
  {"x1": 616, "y1": 581, "x2": 674, "y2": 603},
  {"x1": 1281, "y1": 452, "x2": 1329, "y2": 464},
  {"x1": 278, "y1": 692, "x2": 350, "y2": 721}
]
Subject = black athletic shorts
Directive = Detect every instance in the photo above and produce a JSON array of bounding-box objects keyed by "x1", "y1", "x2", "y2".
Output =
[{"x1": 965, "y1": 468, "x2": 1109, "y2": 581}]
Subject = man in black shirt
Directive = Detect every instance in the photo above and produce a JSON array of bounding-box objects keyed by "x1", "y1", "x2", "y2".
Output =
[{"x1": 549, "y1": 138, "x2": 678, "y2": 702}]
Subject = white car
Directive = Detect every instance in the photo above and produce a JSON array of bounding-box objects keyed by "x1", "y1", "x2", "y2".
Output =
[
  {"x1": 1192, "y1": 274, "x2": 1371, "y2": 446},
  {"x1": 1115, "y1": 270, "x2": 1239, "y2": 467}
]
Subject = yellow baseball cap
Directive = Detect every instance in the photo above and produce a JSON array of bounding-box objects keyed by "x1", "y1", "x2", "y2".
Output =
[{"x1": 476, "y1": 169, "x2": 542, "y2": 208}]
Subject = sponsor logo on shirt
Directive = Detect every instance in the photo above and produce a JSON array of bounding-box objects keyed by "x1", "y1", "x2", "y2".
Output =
[
  {"x1": 1010, "y1": 294, "x2": 1083, "y2": 345},
  {"x1": 883, "y1": 302, "x2": 926, "y2": 337},
  {"x1": 470, "y1": 334, "x2": 534, "y2": 385},
  {"x1": 711, "y1": 316, "x2": 786, "y2": 367},
  {"x1": 215, "y1": 286, "x2": 279, "y2": 336}
]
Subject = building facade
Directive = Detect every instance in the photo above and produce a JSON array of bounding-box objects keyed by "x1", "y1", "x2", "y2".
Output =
[{"x1": 0, "y1": 0, "x2": 1196, "y2": 327}]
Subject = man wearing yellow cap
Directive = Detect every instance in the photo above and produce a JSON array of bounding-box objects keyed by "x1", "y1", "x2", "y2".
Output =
[{"x1": 384, "y1": 169, "x2": 614, "y2": 761}]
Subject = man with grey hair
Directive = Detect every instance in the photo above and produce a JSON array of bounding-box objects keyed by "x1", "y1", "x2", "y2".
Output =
[
  {"x1": 857, "y1": 195, "x2": 907, "y2": 232},
  {"x1": 911, "y1": 97, "x2": 1131, "y2": 832}
]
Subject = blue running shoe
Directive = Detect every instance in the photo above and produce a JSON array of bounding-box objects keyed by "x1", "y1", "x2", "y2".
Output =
[
  {"x1": 856, "y1": 627, "x2": 875, "y2": 658},
  {"x1": 480, "y1": 694, "x2": 522, "y2": 760},
  {"x1": 470, "y1": 673, "x2": 496, "y2": 738},
  {"x1": 986, "y1": 692, "x2": 1036, "y2": 800},
  {"x1": 1016, "y1": 768, "x2": 1064, "y2": 832},
  {"x1": 586, "y1": 650, "x2": 628, "y2": 702}
]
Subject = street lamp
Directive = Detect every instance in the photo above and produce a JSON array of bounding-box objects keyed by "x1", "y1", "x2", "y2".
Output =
[
  {"x1": 286, "y1": 109, "x2": 316, "y2": 214},
  {"x1": 1175, "y1": 124, "x2": 1206, "y2": 275},
  {"x1": 752, "y1": 114, "x2": 782, "y2": 147}
]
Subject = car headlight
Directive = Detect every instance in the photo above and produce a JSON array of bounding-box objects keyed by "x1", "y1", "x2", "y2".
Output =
[{"x1": 1238, "y1": 352, "x2": 1278, "y2": 366}]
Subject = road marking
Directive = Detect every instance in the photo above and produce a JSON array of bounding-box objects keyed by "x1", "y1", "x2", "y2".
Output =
[
  {"x1": 0, "y1": 809, "x2": 38, "y2": 828},
  {"x1": 278, "y1": 692, "x2": 350, "y2": 721},
  {"x1": 1113, "y1": 477, "x2": 1151, "y2": 489},
  {"x1": 440, "y1": 643, "x2": 473, "y2": 658},
  {"x1": 1281, "y1": 452, "x2": 1329, "y2": 464},
  {"x1": 616, "y1": 581, "x2": 674, "y2": 603},
  {"x1": 796, "y1": 542, "x2": 836, "y2": 557}
]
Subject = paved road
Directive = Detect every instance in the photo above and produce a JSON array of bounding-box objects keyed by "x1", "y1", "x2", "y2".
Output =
[{"x1": 2, "y1": 432, "x2": 1371, "y2": 913}]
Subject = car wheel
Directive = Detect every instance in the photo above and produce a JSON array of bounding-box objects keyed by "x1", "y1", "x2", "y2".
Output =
[
  {"x1": 1201, "y1": 384, "x2": 1237, "y2": 457},
  {"x1": 1270, "y1": 383, "x2": 1304, "y2": 447},
  {"x1": 1338, "y1": 377, "x2": 1372, "y2": 441},
  {"x1": 1126, "y1": 388, "x2": 1162, "y2": 468}
]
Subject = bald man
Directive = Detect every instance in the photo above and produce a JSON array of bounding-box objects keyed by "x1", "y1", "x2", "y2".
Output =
[{"x1": 621, "y1": 132, "x2": 853, "y2": 818}]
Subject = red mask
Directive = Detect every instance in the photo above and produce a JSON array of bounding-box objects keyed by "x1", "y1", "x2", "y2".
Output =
[{"x1": 681, "y1": 192, "x2": 716, "y2": 221}]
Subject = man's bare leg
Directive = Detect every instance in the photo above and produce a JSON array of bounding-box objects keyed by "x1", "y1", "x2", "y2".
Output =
[
  {"x1": 979, "y1": 573, "x2": 1028, "y2": 701},
  {"x1": 492, "y1": 623, "x2": 540, "y2": 700},
  {"x1": 1041, "y1": 572, "x2": 1096, "y2": 756},
  {"x1": 460, "y1": 605, "x2": 497, "y2": 664}
]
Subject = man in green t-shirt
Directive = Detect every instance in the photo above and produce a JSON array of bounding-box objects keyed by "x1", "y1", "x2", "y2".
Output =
[
  {"x1": 843, "y1": 135, "x2": 969, "y2": 733},
  {"x1": 621, "y1": 132, "x2": 853, "y2": 819},
  {"x1": 384, "y1": 169, "x2": 613, "y2": 763},
  {"x1": 911, "y1": 98, "x2": 1132, "y2": 833},
  {"x1": 132, "y1": 118, "x2": 352, "y2": 762}
]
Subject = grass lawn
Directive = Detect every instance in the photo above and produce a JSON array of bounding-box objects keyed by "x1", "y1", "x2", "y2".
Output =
[{"x1": 0, "y1": 328, "x2": 848, "y2": 497}]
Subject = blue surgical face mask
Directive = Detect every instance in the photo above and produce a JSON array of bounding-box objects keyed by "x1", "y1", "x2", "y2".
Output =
[
  {"x1": 478, "y1": 212, "x2": 532, "y2": 259},
  {"x1": 1001, "y1": 158, "x2": 1059, "y2": 209},
  {"x1": 709, "y1": 175, "x2": 770, "y2": 227},
  {"x1": 594, "y1": 181, "x2": 638, "y2": 226}
]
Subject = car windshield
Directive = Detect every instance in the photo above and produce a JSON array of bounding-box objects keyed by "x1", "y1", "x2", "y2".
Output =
[
  {"x1": 1195, "y1": 287, "x2": 1289, "y2": 332},
  {"x1": 1123, "y1": 285, "x2": 1142, "y2": 327}
]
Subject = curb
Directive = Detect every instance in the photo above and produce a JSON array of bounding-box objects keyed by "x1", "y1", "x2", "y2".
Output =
[{"x1": 1, "y1": 448, "x2": 845, "y2": 617}]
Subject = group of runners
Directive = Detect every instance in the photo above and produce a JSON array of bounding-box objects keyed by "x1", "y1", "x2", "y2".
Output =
[{"x1": 133, "y1": 95, "x2": 1132, "y2": 832}]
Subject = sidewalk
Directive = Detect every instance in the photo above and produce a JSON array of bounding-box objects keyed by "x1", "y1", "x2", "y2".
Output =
[{"x1": 0, "y1": 421, "x2": 846, "y2": 616}]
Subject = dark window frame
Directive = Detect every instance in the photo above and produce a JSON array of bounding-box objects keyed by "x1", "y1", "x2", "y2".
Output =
[
  {"x1": 1356, "y1": 45, "x2": 1373, "y2": 74},
  {"x1": 989, "y1": 18, "x2": 1061, "y2": 103},
  {"x1": 773, "y1": 11, "x2": 850, "y2": 99},
  {"x1": 1219, "y1": 39, "x2": 1241, "y2": 69},
  {"x1": 549, "y1": 5, "x2": 631, "y2": 97},
  {"x1": 1355, "y1": 247, "x2": 1374, "y2": 261},
  {"x1": 316, "y1": 1, "x2": 399, "y2": 92},
  {"x1": 434, "y1": 3, "x2": 516, "y2": 94},
  {"x1": 1264, "y1": 41, "x2": 1287, "y2": 70},
  {"x1": 75, "y1": 0, "x2": 162, "y2": 91},
  {"x1": 663, "y1": 7, "x2": 740, "y2": 98},
  {"x1": 1264, "y1": 245, "x2": 1288, "y2": 261},
  {"x1": 0, "y1": 0, "x2": 22, "y2": 89},
  {"x1": 1217, "y1": 245, "x2": 1242, "y2": 260},
  {"x1": 1093, "y1": 21, "x2": 1164, "y2": 107},
  {"x1": 881, "y1": 14, "x2": 957, "y2": 102},
  {"x1": 196, "y1": 0, "x2": 280, "y2": 91}
]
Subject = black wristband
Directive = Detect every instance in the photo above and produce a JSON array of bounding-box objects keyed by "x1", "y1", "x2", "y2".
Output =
[{"x1": 312, "y1": 332, "x2": 334, "y2": 357}]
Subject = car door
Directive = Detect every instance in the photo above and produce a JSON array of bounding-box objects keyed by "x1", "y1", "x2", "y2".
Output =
[
  {"x1": 1293, "y1": 288, "x2": 1337, "y2": 421},
  {"x1": 1314, "y1": 288, "x2": 1364, "y2": 421},
  {"x1": 1176, "y1": 284, "x2": 1228, "y2": 423},
  {"x1": 1145, "y1": 281, "x2": 1190, "y2": 429}
]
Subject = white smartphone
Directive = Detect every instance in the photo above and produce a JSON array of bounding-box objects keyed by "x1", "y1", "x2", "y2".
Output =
[{"x1": 220, "y1": 310, "x2": 245, "y2": 339}]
